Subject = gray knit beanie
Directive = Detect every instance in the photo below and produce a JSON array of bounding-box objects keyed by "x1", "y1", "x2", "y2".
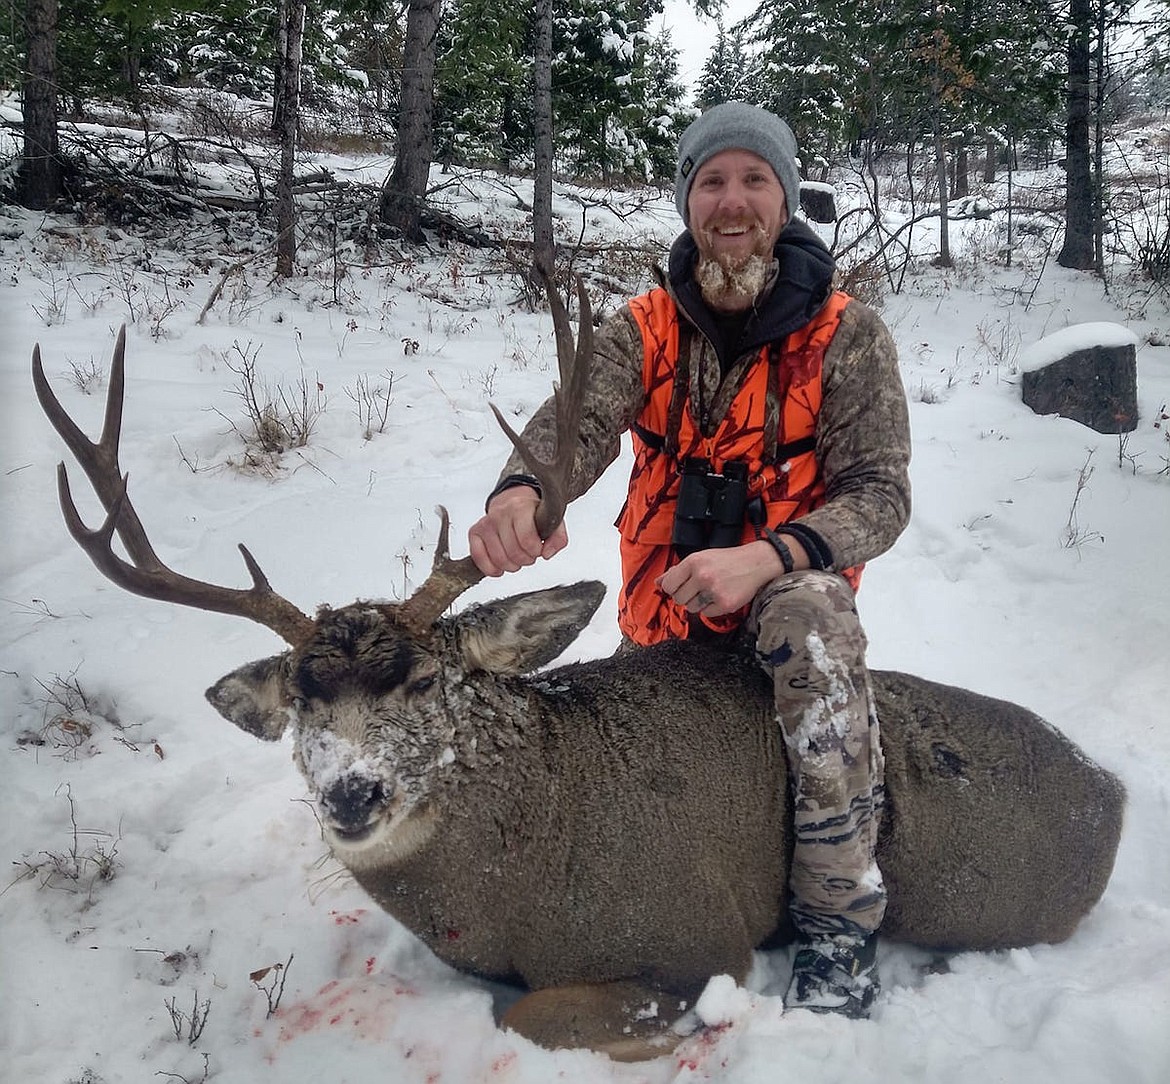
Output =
[{"x1": 674, "y1": 102, "x2": 801, "y2": 227}]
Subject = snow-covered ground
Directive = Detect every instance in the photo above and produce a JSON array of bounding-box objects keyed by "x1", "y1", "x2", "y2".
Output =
[{"x1": 2, "y1": 115, "x2": 1169, "y2": 1083}]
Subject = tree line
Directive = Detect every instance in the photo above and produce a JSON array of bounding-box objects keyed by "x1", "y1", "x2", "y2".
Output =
[{"x1": 6, "y1": 0, "x2": 1169, "y2": 279}]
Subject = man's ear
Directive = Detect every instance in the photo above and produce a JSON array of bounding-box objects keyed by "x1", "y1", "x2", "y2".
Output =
[
  {"x1": 449, "y1": 581, "x2": 606, "y2": 675},
  {"x1": 205, "y1": 654, "x2": 293, "y2": 741}
]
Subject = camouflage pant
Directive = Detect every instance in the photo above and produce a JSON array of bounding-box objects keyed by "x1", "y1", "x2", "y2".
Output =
[{"x1": 745, "y1": 570, "x2": 887, "y2": 941}]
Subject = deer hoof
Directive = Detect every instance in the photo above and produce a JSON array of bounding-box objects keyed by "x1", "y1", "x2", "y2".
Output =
[{"x1": 501, "y1": 981, "x2": 695, "y2": 1062}]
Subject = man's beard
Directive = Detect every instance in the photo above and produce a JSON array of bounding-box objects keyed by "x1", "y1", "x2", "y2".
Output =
[{"x1": 693, "y1": 225, "x2": 774, "y2": 312}]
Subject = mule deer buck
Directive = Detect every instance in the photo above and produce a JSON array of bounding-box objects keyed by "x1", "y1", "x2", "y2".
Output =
[{"x1": 32, "y1": 280, "x2": 1124, "y2": 1062}]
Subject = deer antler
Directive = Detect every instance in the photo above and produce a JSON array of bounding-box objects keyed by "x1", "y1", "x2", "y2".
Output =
[
  {"x1": 396, "y1": 269, "x2": 593, "y2": 632},
  {"x1": 32, "y1": 326, "x2": 317, "y2": 647}
]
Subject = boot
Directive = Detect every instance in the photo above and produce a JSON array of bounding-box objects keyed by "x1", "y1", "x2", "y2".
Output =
[{"x1": 785, "y1": 934, "x2": 880, "y2": 1019}]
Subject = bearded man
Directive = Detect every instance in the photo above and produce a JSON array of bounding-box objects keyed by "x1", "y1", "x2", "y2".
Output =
[{"x1": 468, "y1": 102, "x2": 911, "y2": 1019}]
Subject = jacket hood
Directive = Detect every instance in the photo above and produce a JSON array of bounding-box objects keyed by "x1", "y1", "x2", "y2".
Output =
[{"x1": 666, "y1": 219, "x2": 837, "y2": 360}]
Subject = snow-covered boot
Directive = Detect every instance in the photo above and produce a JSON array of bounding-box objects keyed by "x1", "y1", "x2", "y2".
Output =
[{"x1": 785, "y1": 934, "x2": 880, "y2": 1019}]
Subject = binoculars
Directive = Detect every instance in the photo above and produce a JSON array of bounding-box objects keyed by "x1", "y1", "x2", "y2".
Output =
[{"x1": 671, "y1": 458, "x2": 750, "y2": 556}]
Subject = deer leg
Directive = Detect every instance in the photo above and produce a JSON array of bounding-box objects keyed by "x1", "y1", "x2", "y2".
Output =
[{"x1": 501, "y1": 980, "x2": 697, "y2": 1062}]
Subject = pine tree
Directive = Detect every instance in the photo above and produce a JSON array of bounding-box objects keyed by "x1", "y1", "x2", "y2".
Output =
[
  {"x1": 738, "y1": 0, "x2": 873, "y2": 168},
  {"x1": 434, "y1": 0, "x2": 531, "y2": 167},
  {"x1": 637, "y1": 25, "x2": 691, "y2": 179},
  {"x1": 554, "y1": 0, "x2": 642, "y2": 179},
  {"x1": 695, "y1": 17, "x2": 757, "y2": 109}
]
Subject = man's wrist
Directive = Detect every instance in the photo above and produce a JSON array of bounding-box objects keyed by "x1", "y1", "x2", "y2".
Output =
[
  {"x1": 763, "y1": 528, "x2": 796, "y2": 574},
  {"x1": 485, "y1": 474, "x2": 542, "y2": 512}
]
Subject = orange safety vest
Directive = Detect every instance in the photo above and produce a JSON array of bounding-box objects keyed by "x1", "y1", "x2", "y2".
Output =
[{"x1": 615, "y1": 288, "x2": 861, "y2": 646}]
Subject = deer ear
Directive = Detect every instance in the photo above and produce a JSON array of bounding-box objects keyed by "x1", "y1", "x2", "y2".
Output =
[
  {"x1": 206, "y1": 654, "x2": 294, "y2": 741},
  {"x1": 452, "y1": 581, "x2": 606, "y2": 675}
]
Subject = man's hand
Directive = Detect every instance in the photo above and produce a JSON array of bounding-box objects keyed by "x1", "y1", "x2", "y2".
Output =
[
  {"x1": 468, "y1": 485, "x2": 569, "y2": 577},
  {"x1": 656, "y1": 536, "x2": 807, "y2": 615}
]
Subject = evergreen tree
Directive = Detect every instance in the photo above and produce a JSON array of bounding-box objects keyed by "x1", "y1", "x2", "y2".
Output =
[
  {"x1": 21, "y1": 0, "x2": 61, "y2": 208},
  {"x1": 554, "y1": 0, "x2": 644, "y2": 179},
  {"x1": 552, "y1": 0, "x2": 689, "y2": 182},
  {"x1": 638, "y1": 25, "x2": 691, "y2": 178},
  {"x1": 695, "y1": 17, "x2": 757, "y2": 109},
  {"x1": 434, "y1": 0, "x2": 531, "y2": 167},
  {"x1": 738, "y1": 0, "x2": 867, "y2": 168}
]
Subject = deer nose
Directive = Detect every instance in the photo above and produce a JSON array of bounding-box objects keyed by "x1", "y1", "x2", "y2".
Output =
[{"x1": 321, "y1": 771, "x2": 390, "y2": 837}]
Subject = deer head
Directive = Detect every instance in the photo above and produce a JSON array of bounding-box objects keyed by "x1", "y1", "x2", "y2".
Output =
[{"x1": 33, "y1": 272, "x2": 599, "y2": 855}]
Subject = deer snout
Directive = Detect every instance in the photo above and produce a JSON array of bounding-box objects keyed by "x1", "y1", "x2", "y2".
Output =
[{"x1": 320, "y1": 770, "x2": 392, "y2": 840}]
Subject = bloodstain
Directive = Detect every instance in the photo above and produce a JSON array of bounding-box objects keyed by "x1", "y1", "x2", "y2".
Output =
[
  {"x1": 329, "y1": 908, "x2": 368, "y2": 925},
  {"x1": 675, "y1": 1024, "x2": 729, "y2": 1071},
  {"x1": 272, "y1": 975, "x2": 417, "y2": 1046},
  {"x1": 491, "y1": 1051, "x2": 517, "y2": 1072},
  {"x1": 445, "y1": 927, "x2": 461, "y2": 941},
  {"x1": 365, "y1": 956, "x2": 377, "y2": 975}
]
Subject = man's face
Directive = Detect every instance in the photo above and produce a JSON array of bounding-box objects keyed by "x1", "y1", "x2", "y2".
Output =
[
  {"x1": 687, "y1": 149, "x2": 788, "y2": 268},
  {"x1": 686, "y1": 148, "x2": 788, "y2": 312}
]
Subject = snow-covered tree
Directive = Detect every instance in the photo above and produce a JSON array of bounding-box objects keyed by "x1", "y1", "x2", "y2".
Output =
[
  {"x1": 554, "y1": 0, "x2": 689, "y2": 181},
  {"x1": 434, "y1": 0, "x2": 532, "y2": 167},
  {"x1": 695, "y1": 17, "x2": 758, "y2": 110}
]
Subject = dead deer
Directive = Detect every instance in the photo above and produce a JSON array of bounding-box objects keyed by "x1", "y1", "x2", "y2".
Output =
[{"x1": 32, "y1": 279, "x2": 1124, "y2": 1062}]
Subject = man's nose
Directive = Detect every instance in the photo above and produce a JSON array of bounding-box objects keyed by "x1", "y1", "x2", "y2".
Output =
[{"x1": 718, "y1": 179, "x2": 749, "y2": 212}]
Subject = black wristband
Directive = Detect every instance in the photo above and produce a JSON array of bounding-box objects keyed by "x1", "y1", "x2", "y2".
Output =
[
  {"x1": 763, "y1": 527, "x2": 796, "y2": 574},
  {"x1": 485, "y1": 473, "x2": 542, "y2": 512},
  {"x1": 775, "y1": 521, "x2": 831, "y2": 571}
]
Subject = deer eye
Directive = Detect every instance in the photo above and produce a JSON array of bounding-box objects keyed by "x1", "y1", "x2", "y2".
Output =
[{"x1": 408, "y1": 675, "x2": 436, "y2": 696}]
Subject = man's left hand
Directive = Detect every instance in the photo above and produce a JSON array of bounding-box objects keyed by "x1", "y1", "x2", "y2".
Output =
[{"x1": 656, "y1": 539, "x2": 795, "y2": 616}]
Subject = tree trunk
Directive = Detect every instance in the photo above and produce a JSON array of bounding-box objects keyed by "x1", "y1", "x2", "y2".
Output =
[
  {"x1": 1092, "y1": 0, "x2": 1108, "y2": 276},
  {"x1": 531, "y1": 0, "x2": 555, "y2": 279},
  {"x1": 983, "y1": 133, "x2": 997, "y2": 183},
  {"x1": 952, "y1": 142, "x2": 969, "y2": 199},
  {"x1": 21, "y1": 0, "x2": 61, "y2": 210},
  {"x1": 274, "y1": 0, "x2": 305, "y2": 278},
  {"x1": 272, "y1": 1, "x2": 288, "y2": 135},
  {"x1": 379, "y1": 0, "x2": 442, "y2": 241},
  {"x1": 1058, "y1": 0, "x2": 1095, "y2": 270},
  {"x1": 933, "y1": 122, "x2": 952, "y2": 267}
]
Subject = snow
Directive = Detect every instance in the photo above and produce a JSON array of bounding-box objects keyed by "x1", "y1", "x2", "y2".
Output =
[
  {"x1": 2, "y1": 127, "x2": 1170, "y2": 1084},
  {"x1": 1019, "y1": 321, "x2": 1142, "y2": 372}
]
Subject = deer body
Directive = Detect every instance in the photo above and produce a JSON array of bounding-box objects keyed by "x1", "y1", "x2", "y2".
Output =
[{"x1": 206, "y1": 586, "x2": 1124, "y2": 1047}]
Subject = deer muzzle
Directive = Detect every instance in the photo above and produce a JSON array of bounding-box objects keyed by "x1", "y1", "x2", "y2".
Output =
[{"x1": 320, "y1": 769, "x2": 393, "y2": 841}]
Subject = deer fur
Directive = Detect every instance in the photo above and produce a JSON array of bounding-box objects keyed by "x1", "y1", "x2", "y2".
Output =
[{"x1": 207, "y1": 580, "x2": 1125, "y2": 1059}]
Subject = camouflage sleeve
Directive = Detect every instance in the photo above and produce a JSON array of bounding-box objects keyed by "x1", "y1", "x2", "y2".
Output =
[
  {"x1": 789, "y1": 300, "x2": 911, "y2": 570},
  {"x1": 497, "y1": 305, "x2": 647, "y2": 502}
]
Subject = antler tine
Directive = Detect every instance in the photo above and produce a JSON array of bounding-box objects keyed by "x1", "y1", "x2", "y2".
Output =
[
  {"x1": 33, "y1": 325, "x2": 159, "y2": 568},
  {"x1": 397, "y1": 269, "x2": 594, "y2": 632},
  {"x1": 34, "y1": 331, "x2": 316, "y2": 648},
  {"x1": 396, "y1": 506, "x2": 485, "y2": 632},
  {"x1": 489, "y1": 269, "x2": 591, "y2": 538}
]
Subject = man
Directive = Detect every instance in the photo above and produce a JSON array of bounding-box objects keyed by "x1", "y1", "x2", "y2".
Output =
[{"x1": 468, "y1": 102, "x2": 911, "y2": 1019}]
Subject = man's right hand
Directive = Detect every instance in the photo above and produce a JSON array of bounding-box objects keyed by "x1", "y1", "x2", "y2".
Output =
[{"x1": 468, "y1": 485, "x2": 569, "y2": 577}]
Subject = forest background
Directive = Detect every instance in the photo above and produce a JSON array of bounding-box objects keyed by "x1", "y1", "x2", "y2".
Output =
[{"x1": 4, "y1": 0, "x2": 1170, "y2": 283}]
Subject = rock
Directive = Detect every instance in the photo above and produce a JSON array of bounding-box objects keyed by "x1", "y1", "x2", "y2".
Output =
[
  {"x1": 799, "y1": 182, "x2": 836, "y2": 224},
  {"x1": 1020, "y1": 323, "x2": 1139, "y2": 434}
]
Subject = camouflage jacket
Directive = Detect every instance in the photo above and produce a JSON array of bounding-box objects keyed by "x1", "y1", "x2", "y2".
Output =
[{"x1": 499, "y1": 222, "x2": 912, "y2": 573}]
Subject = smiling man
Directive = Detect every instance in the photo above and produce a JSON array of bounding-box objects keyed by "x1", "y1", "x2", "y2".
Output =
[{"x1": 468, "y1": 102, "x2": 911, "y2": 1019}]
